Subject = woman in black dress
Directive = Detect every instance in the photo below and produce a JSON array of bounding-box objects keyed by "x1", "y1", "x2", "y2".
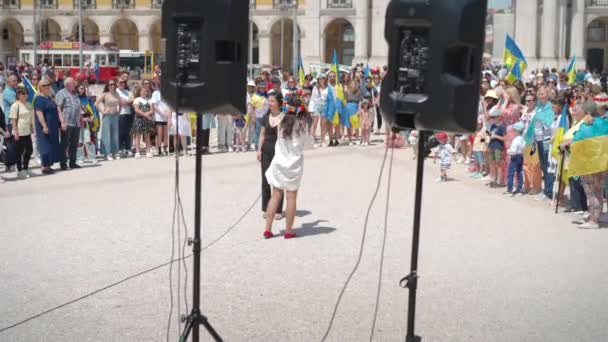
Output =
[{"x1": 257, "y1": 93, "x2": 284, "y2": 220}]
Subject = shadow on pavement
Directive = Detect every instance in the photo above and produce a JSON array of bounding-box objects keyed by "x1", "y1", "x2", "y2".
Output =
[
  {"x1": 283, "y1": 220, "x2": 336, "y2": 238},
  {"x1": 296, "y1": 210, "x2": 312, "y2": 217}
]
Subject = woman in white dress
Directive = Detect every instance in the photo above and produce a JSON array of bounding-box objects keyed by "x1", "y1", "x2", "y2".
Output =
[{"x1": 263, "y1": 95, "x2": 314, "y2": 239}]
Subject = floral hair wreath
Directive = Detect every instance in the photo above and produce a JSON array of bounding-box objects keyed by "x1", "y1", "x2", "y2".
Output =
[{"x1": 283, "y1": 103, "x2": 307, "y2": 114}]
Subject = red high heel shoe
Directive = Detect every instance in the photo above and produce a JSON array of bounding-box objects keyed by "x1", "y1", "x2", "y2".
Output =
[
  {"x1": 263, "y1": 231, "x2": 274, "y2": 239},
  {"x1": 284, "y1": 232, "x2": 297, "y2": 239}
]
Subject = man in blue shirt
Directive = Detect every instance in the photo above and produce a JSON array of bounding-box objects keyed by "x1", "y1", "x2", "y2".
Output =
[{"x1": 2, "y1": 75, "x2": 17, "y2": 126}]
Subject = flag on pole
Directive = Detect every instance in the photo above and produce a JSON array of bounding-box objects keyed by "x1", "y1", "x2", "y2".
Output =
[
  {"x1": 504, "y1": 35, "x2": 527, "y2": 83},
  {"x1": 298, "y1": 56, "x2": 306, "y2": 88},
  {"x1": 566, "y1": 56, "x2": 577, "y2": 85},
  {"x1": 551, "y1": 104, "x2": 569, "y2": 160},
  {"x1": 363, "y1": 63, "x2": 370, "y2": 80},
  {"x1": 330, "y1": 49, "x2": 346, "y2": 126},
  {"x1": 567, "y1": 118, "x2": 608, "y2": 177},
  {"x1": 22, "y1": 76, "x2": 38, "y2": 105}
]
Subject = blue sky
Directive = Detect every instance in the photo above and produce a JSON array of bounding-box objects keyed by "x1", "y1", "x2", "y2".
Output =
[{"x1": 489, "y1": 0, "x2": 512, "y2": 10}]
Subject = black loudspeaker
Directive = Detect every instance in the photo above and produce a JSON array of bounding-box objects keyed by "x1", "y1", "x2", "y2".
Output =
[
  {"x1": 161, "y1": 0, "x2": 249, "y2": 114},
  {"x1": 2, "y1": 29, "x2": 8, "y2": 40},
  {"x1": 380, "y1": 0, "x2": 487, "y2": 133}
]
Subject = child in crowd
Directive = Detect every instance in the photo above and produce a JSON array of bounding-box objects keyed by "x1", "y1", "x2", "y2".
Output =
[
  {"x1": 408, "y1": 130, "x2": 418, "y2": 159},
  {"x1": 386, "y1": 127, "x2": 406, "y2": 148},
  {"x1": 487, "y1": 109, "x2": 506, "y2": 187},
  {"x1": 470, "y1": 122, "x2": 489, "y2": 178},
  {"x1": 169, "y1": 111, "x2": 192, "y2": 156},
  {"x1": 505, "y1": 122, "x2": 526, "y2": 196},
  {"x1": 359, "y1": 100, "x2": 372, "y2": 145},
  {"x1": 233, "y1": 113, "x2": 247, "y2": 152},
  {"x1": 434, "y1": 132, "x2": 453, "y2": 182}
]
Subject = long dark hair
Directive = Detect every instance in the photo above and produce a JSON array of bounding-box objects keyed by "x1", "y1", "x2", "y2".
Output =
[{"x1": 281, "y1": 96, "x2": 307, "y2": 139}]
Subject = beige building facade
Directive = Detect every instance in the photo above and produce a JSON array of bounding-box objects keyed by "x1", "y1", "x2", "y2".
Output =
[
  {"x1": 0, "y1": 0, "x2": 390, "y2": 70},
  {"x1": 493, "y1": 0, "x2": 608, "y2": 72}
]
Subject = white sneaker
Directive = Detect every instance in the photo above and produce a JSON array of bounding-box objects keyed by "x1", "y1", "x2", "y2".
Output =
[
  {"x1": 228, "y1": 147, "x2": 234, "y2": 153},
  {"x1": 17, "y1": 170, "x2": 28, "y2": 179},
  {"x1": 26, "y1": 169, "x2": 36, "y2": 177},
  {"x1": 127, "y1": 151, "x2": 134, "y2": 157},
  {"x1": 114, "y1": 155, "x2": 121, "y2": 160},
  {"x1": 135, "y1": 153, "x2": 141, "y2": 159},
  {"x1": 578, "y1": 221, "x2": 600, "y2": 229},
  {"x1": 146, "y1": 152, "x2": 153, "y2": 158},
  {"x1": 464, "y1": 157, "x2": 471, "y2": 165},
  {"x1": 106, "y1": 156, "x2": 114, "y2": 161}
]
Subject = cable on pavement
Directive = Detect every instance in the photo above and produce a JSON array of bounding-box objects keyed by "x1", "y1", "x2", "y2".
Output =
[
  {"x1": 369, "y1": 147, "x2": 394, "y2": 341},
  {"x1": 320, "y1": 146, "x2": 390, "y2": 342},
  {"x1": 0, "y1": 194, "x2": 261, "y2": 335}
]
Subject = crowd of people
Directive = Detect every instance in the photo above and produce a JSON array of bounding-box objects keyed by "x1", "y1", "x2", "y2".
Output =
[
  {"x1": 1, "y1": 61, "x2": 607, "y2": 230},
  {"x1": 413, "y1": 67, "x2": 608, "y2": 229}
]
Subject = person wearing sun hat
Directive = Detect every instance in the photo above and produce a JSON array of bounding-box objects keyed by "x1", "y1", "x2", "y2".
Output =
[
  {"x1": 505, "y1": 121, "x2": 526, "y2": 195},
  {"x1": 434, "y1": 131, "x2": 453, "y2": 182},
  {"x1": 593, "y1": 92, "x2": 608, "y2": 118}
]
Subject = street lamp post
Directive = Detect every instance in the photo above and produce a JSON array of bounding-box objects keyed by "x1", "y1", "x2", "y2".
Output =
[
  {"x1": 249, "y1": 0, "x2": 254, "y2": 79},
  {"x1": 78, "y1": 0, "x2": 84, "y2": 73},
  {"x1": 292, "y1": 2, "x2": 298, "y2": 74},
  {"x1": 33, "y1": 0, "x2": 37, "y2": 66}
]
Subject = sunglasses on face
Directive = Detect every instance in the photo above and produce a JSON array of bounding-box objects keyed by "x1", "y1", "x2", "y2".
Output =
[{"x1": 109, "y1": 83, "x2": 116, "y2": 86}]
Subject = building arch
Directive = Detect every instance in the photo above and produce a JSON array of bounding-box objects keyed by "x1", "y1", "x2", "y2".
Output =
[
  {"x1": 37, "y1": 18, "x2": 62, "y2": 42},
  {"x1": 0, "y1": 18, "x2": 24, "y2": 64},
  {"x1": 110, "y1": 17, "x2": 139, "y2": 50},
  {"x1": 150, "y1": 19, "x2": 161, "y2": 53},
  {"x1": 71, "y1": 18, "x2": 101, "y2": 45},
  {"x1": 324, "y1": 18, "x2": 355, "y2": 66},
  {"x1": 269, "y1": 18, "x2": 301, "y2": 70},
  {"x1": 586, "y1": 17, "x2": 608, "y2": 72}
]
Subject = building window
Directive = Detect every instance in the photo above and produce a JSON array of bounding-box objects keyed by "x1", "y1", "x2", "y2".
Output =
[
  {"x1": 590, "y1": 0, "x2": 608, "y2": 6},
  {"x1": 39, "y1": 0, "x2": 58, "y2": 9},
  {"x1": 588, "y1": 21, "x2": 606, "y2": 41},
  {"x1": 327, "y1": 0, "x2": 352, "y2": 8},
  {"x1": 112, "y1": 0, "x2": 134, "y2": 9},
  {"x1": 73, "y1": 0, "x2": 96, "y2": 9},
  {"x1": 1, "y1": 0, "x2": 20, "y2": 9},
  {"x1": 151, "y1": 0, "x2": 161, "y2": 9},
  {"x1": 274, "y1": 0, "x2": 297, "y2": 9}
]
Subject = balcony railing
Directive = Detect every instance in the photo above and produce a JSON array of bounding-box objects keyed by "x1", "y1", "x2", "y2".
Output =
[
  {"x1": 1, "y1": 0, "x2": 20, "y2": 9},
  {"x1": 590, "y1": 0, "x2": 608, "y2": 6},
  {"x1": 274, "y1": 0, "x2": 298, "y2": 9},
  {"x1": 74, "y1": 0, "x2": 96, "y2": 9},
  {"x1": 151, "y1": 0, "x2": 162, "y2": 9},
  {"x1": 112, "y1": 0, "x2": 134, "y2": 9},
  {"x1": 327, "y1": 0, "x2": 352, "y2": 8},
  {"x1": 39, "y1": 0, "x2": 58, "y2": 9}
]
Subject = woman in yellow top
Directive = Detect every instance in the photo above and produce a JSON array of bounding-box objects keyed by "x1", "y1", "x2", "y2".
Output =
[
  {"x1": 10, "y1": 87, "x2": 35, "y2": 179},
  {"x1": 560, "y1": 102, "x2": 588, "y2": 213}
]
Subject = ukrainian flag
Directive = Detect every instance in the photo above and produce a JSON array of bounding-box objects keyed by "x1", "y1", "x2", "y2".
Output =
[
  {"x1": 330, "y1": 49, "x2": 346, "y2": 127},
  {"x1": 504, "y1": 35, "x2": 527, "y2": 82},
  {"x1": 298, "y1": 56, "x2": 306, "y2": 88},
  {"x1": 567, "y1": 117, "x2": 608, "y2": 177},
  {"x1": 22, "y1": 76, "x2": 37, "y2": 104},
  {"x1": 566, "y1": 56, "x2": 577, "y2": 85},
  {"x1": 551, "y1": 104, "x2": 569, "y2": 160}
]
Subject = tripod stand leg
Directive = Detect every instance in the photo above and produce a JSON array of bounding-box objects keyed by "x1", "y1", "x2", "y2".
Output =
[{"x1": 401, "y1": 130, "x2": 428, "y2": 342}]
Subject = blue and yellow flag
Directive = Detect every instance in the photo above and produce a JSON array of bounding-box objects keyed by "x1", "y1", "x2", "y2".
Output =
[
  {"x1": 567, "y1": 117, "x2": 608, "y2": 177},
  {"x1": 504, "y1": 35, "x2": 527, "y2": 82},
  {"x1": 22, "y1": 76, "x2": 37, "y2": 105},
  {"x1": 330, "y1": 49, "x2": 346, "y2": 126},
  {"x1": 551, "y1": 104, "x2": 569, "y2": 160},
  {"x1": 566, "y1": 56, "x2": 577, "y2": 85},
  {"x1": 298, "y1": 56, "x2": 306, "y2": 88},
  {"x1": 524, "y1": 101, "x2": 554, "y2": 145},
  {"x1": 363, "y1": 63, "x2": 370, "y2": 80}
]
